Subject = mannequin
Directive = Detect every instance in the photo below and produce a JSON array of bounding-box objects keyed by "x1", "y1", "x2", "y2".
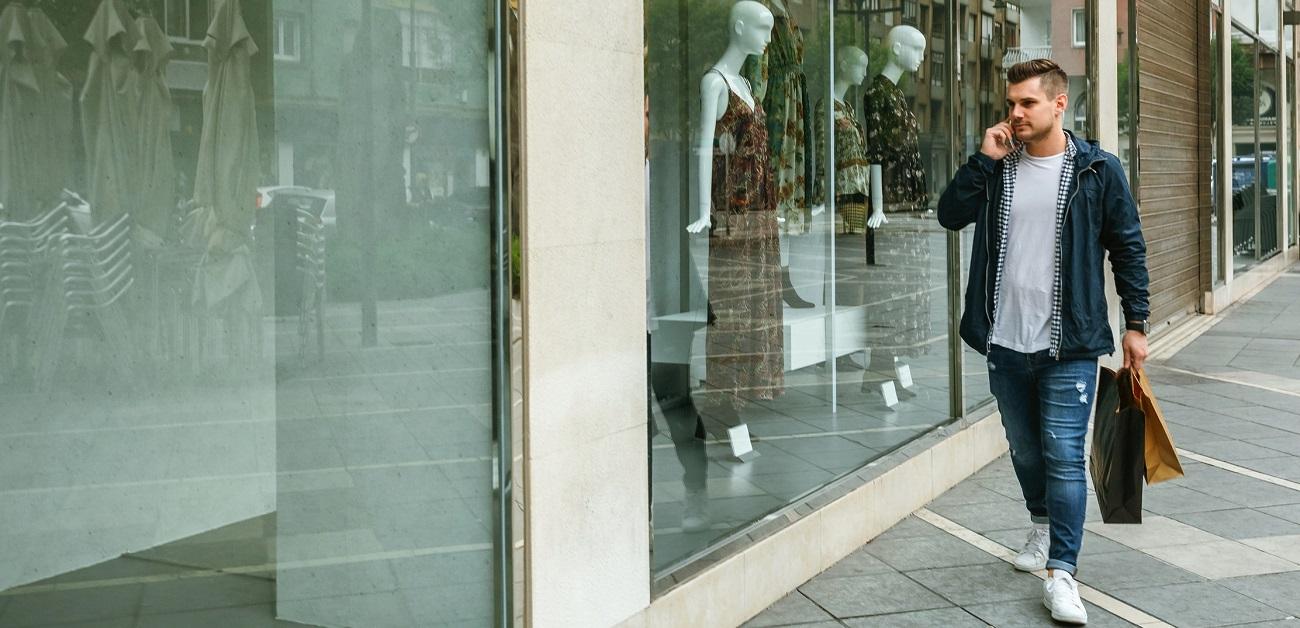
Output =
[
  {"x1": 687, "y1": 0, "x2": 784, "y2": 459},
  {"x1": 860, "y1": 25, "x2": 931, "y2": 400},
  {"x1": 815, "y1": 46, "x2": 870, "y2": 234},
  {"x1": 687, "y1": 0, "x2": 773, "y2": 234},
  {"x1": 815, "y1": 47, "x2": 871, "y2": 325},
  {"x1": 865, "y1": 25, "x2": 928, "y2": 228}
]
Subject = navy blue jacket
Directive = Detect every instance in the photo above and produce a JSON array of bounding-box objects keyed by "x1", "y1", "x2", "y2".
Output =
[{"x1": 937, "y1": 132, "x2": 1150, "y2": 359}]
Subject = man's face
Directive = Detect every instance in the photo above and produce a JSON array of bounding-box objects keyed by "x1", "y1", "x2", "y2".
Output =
[{"x1": 1006, "y1": 77, "x2": 1067, "y2": 144}]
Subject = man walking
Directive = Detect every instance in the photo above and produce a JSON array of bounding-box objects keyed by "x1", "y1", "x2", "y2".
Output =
[{"x1": 938, "y1": 59, "x2": 1150, "y2": 625}]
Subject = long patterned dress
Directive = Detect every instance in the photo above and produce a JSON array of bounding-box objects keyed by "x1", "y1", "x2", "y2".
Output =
[
  {"x1": 707, "y1": 71, "x2": 785, "y2": 407},
  {"x1": 743, "y1": 10, "x2": 810, "y2": 233},
  {"x1": 860, "y1": 75, "x2": 932, "y2": 361}
]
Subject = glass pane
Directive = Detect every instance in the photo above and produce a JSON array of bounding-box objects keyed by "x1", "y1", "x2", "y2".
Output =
[
  {"x1": 645, "y1": 0, "x2": 951, "y2": 578},
  {"x1": 1120, "y1": 0, "x2": 1135, "y2": 177},
  {"x1": 1260, "y1": 0, "x2": 1279, "y2": 47},
  {"x1": 962, "y1": 0, "x2": 1075, "y2": 413},
  {"x1": 0, "y1": 1, "x2": 502, "y2": 626},
  {"x1": 1232, "y1": 0, "x2": 1258, "y2": 33},
  {"x1": 1231, "y1": 28, "x2": 1261, "y2": 271}
]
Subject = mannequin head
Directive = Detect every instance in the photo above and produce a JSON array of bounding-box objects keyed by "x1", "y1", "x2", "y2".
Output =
[
  {"x1": 729, "y1": 0, "x2": 775, "y2": 56},
  {"x1": 886, "y1": 25, "x2": 926, "y2": 72},
  {"x1": 836, "y1": 46, "x2": 869, "y2": 86}
]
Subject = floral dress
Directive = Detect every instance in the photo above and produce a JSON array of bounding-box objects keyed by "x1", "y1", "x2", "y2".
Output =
[
  {"x1": 863, "y1": 74, "x2": 929, "y2": 211},
  {"x1": 707, "y1": 70, "x2": 785, "y2": 407}
]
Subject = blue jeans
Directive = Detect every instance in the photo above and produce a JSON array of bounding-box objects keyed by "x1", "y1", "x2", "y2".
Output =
[{"x1": 987, "y1": 344, "x2": 1098, "y2": 575}]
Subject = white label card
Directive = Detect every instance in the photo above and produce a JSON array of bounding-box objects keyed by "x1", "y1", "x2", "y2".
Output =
[
  {"x1": 881, "y1": 381, "x2": 899, "y2": 407},
  {"x1": 728, "y1": 424, "x2": 754, "y2": 459},
  {"x1": 896, "y1": 364, "x2": 914, "y2": 389}
]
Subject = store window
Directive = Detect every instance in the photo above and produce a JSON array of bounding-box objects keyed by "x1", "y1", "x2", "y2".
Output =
[
  {"x1": 963, "y1": 0, "x2": 1084, "y2": 412},
  {"x1": 0, "y1": 1, "x2": 511, "y2": 626},
  {"x1": 645, "y1": 0, "x2": 954, "y2": 581}
]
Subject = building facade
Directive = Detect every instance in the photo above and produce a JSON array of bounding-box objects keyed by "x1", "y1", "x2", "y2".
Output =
[{"x1": 0, "y1": 0, "x2": 1296, "y2": 627}]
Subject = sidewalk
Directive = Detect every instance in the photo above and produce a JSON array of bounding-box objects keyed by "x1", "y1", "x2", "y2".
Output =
[{"x1": 745, "y1": 263, "x2": 1300, "y2": 628}]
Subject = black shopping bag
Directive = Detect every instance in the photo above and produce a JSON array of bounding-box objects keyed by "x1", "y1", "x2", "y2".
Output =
[{"x1": 1090, "y1": 367, "x2": 1146, "y2": 524}]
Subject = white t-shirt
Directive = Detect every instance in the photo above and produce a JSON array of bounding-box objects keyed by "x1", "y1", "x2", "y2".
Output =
[{"x1": 990, "y1": 150, "x2": 1066, "y2": 353}]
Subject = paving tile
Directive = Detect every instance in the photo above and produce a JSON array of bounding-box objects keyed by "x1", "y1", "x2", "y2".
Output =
[
  {"x1": 927, "y1": 501, "x2": 1037, "y2": 534},
  {"x1": 1144, "y1": 540, "x2": 1299, "y2": 580},
  {"x1": 1138, "y1": 485, "x2": 1243, "y2": 516},
  {"x1": 1169, "y1": 509, "x2": 1300, "y2": 541},
  {"x1": 1249, "y1": 436, "x2": 1300, "y2": 456},
  {"x1": 139, "y1": 575, "x2": 275, "y2": 615},
  {"x1": 964, "y1": 598, "x2": 1136, "y2": 627},
  {"x1": 1109, "y1": 581, "x2": 1288, "y2": 628},
  {"x1": 818, "y1": 547, "x2": 898, "y2": 579},
  {"x1": 135, "y1": 604, "x2": 309, "y2": 628},
  {"x1": 903, "y1": 563, "x2": 1043, "y2": 606},
  {"x1": 742, "y1": 591, "x2": 836, "y2": 627},
  {"x1": 1238, "y1": 457, "x2": 1300, "y2": 483},
  {"x1": 870, "y1": 516, "x2": 948, "y2": 542},
  {"x1": 1258, "y1": 504, "x2": 1300, "y2": 525},
  {"x1": 928, "y1": 482, "x2": 1017, "y2": 508},
  {"x1": 840, "y1": 606, "x2": 988, "y2": 627},
  {"x1": 1086, "y1": 515, "x2": 1224, "y2": 550},
  {"x1": 1073, "y1": 549, "x2": 1205, "y2": 593},
  {"x1": 0, "y1": 584, "x2": 143, "y2": 627},
  {"x1": 798, "y1": 573, "x2": 950, "y2": 618},
  {"x1": 1219, "y1": 571, "x2": 1300, "y2": 615},
  {"x1": 984, "y1": 528, "x2": 1130, "y2": 556},
  {"x1": 864, "y1": 532, "x2": 1002, "y2": 572},
  {"x1": 1184, "y1": 440, "x2": 1298, "y2": 462},
  {"x1": 1240, "y1": 535, "x2": 1300, "y2": 564}
]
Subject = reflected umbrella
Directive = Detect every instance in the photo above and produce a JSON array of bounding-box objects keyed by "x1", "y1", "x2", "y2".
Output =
[
  {"x1": 186, "y1": 0, "x2": 262, "y2": 325},
  {"x1": 27, "y1": 6, "x2": 75, "y2": 215},
  {"x1": 130, "y1": 14, "x2": 175, "y2": 244},
  {"x1": 80, "y1": 0, "x2": 139, "y2": 225},
  {"x1": 0, "y1": 3, "x2": 42, "y2": 219}
]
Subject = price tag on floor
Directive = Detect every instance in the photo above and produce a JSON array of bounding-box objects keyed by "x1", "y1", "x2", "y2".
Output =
[
  {"x1": 881, "y1": 381, "x2": 899, "y2": 407},
  {"x1": 896, "y1": 363, "x2": 914, "y2": 389},
  {"x1": 728, "y1": 424, "x2": 757, "y2": 461}
]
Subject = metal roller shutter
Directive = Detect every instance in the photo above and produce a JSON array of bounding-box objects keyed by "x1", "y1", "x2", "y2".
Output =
[{"x1": 1134, "y1": 0, "x2": 1211, "y2": 329}]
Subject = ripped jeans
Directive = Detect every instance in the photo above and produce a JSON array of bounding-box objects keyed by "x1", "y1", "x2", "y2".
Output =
[{"x1": 987, "y1": 344, "x2": 1098, "y2": 575}]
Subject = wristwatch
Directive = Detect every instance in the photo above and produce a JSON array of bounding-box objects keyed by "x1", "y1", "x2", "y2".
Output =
[{"x1": 1126, "y1": 320, "x2": 1150, "y2": 335}]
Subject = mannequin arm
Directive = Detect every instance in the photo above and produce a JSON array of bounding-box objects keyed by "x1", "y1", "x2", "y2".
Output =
[
  {"x1": 868, "y1": 164, "x2": 887, "y2": 228},
  {"x1": 689, "y1": 74, "x2": 728, "y2": 234}
]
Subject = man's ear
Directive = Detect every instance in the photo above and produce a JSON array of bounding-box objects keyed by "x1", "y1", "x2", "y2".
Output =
[{"x1": 1056, "y1": 92, "x2": 1068, "y2": 117}]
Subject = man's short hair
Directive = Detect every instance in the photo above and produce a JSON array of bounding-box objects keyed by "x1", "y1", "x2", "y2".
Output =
[{"x1": 1007, "y1": 59, "x2": 1068, "y2": 97}]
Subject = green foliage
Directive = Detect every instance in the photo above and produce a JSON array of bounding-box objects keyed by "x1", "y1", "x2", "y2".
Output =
[{"x1": 1231, "y1": 39, "x2": 1258, "y2": 126}]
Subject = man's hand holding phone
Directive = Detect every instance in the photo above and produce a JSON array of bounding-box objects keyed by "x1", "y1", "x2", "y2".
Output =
[{"x1": 980, "y1": 117, "x2": 1019, "y2": 161}]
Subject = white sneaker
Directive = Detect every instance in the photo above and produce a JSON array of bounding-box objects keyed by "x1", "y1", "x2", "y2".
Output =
[
  {"x1": 1043, "y1": 571, "x2": 1088, "y2": 625},
  {"x1": 1014, "y1": 525, "x2": 1049, "y2": 572}
]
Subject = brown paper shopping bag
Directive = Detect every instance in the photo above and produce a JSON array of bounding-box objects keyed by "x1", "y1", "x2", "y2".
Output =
[{"x1": 1127, "y1": 368, "x2": 1185, "y2": 485}]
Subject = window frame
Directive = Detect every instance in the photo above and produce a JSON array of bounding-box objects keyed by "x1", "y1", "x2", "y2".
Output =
[
  {"x1": 1072, "y1": 8, "x2": 1086, "y2": 47},
  {"x1": 163, "y1": 0, "x2": 209, "y2": 44},
  {"x1": 273, "y1": 14, "x2": 303, "y2": 63}
]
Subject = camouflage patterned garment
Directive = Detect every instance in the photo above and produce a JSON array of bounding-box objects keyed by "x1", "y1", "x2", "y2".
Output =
[
  {"x1": 708, "y1": 73, "x2": 785, "y2": 407},
  {"x1": 863, "y1": 75, "x2": 929, "y2": 212},
  {"x1": 743, "y1": 12, "x2": 810, "y2": 232}
]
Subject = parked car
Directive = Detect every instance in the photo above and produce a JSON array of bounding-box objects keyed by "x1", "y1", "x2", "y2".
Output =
[{"x1": 254, "y1": 186, "x2": 335, "y2": 232}]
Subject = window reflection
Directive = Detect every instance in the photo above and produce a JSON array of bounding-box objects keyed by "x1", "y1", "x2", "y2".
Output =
[{"x1": 0, "y1": 1, "x2": 502, "y2": 626}]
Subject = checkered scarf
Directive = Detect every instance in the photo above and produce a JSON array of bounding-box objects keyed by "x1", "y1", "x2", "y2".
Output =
[{"x1": 992, "y1": 133, "x2": 1078, "y2": 358}]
